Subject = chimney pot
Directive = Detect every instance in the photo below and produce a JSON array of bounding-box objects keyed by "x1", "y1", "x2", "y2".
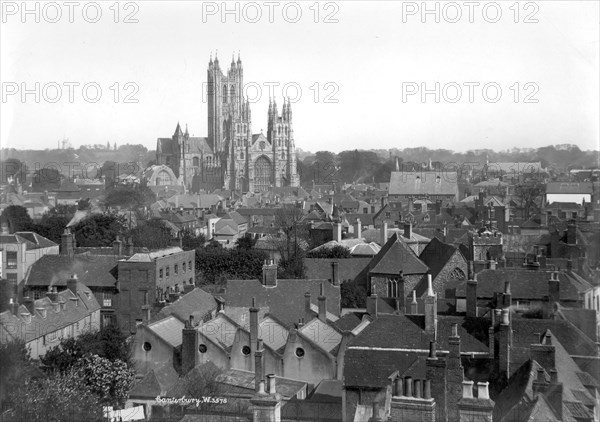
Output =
[
  {"x1": 537, "y1": 368, "x2": 546, "y2": 383},
  {"x1": 404, "y1": 377, "x2": 413, "y2": 397},
  {"x1": 550, "y1": 369, "x2": 558, "y2": 383},
  {"x1": 462, "y1": 380, "x2": 474, "y2": 398},
  {"x1": 429, "y1": 341, "x2": 436, "y2": 358},
  {"x1": 414, "y1": 379, "x2": 422, "y2": 398},
  {"x1": 477, "y1": 381, "x2": 490, "y2": 400},
  {"x1": 501, "y1": 308, "x2": 509, "y2": 325},
  {"x1": 423, "y1": 379, "x2": 432, "y2": 399},
  {"x1": 267, "y1": 374, "x2": 276, "y2": 395},
  {"x1": 394, "y1": 377, "x2": 403, "y2": 396}
]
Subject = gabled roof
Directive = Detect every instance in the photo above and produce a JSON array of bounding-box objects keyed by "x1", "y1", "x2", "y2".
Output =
[
  {"x1": 546, "y1": 182, "x2": 593, "y2": 195},
  {"x1": 198, "y1": 313, "x2": 238, "y2": 351},
  {"x1": 224, "y1": 279, "x2": 340, "y2": 326},
  {"x1": 129, "y1": 362, "x2": 179, "y2": 398},
  {"x1": 418, "y1": 237, "x2": 463, "y2": 280},
  {"x1": 369, "y1": 233, "x2": 429, "y2": 275},
  {"x1": 299, "y1": 318, "x2": 342, "y2": 353},
  {"x1": 389, "y1": 171, "x2": 458, "y2": 196},
  {"x1": 25, "y1": 254, "x2": 118, "y2": 288},
  {"x1": 156, "y1": 288, "x2": 217, "y2": 322},
  {"x1": 147, "y1": 316, "x2": 185, "y2": 348},
  {"x1": 14, "y1": 232, "x2": 57, "y2": 249}
]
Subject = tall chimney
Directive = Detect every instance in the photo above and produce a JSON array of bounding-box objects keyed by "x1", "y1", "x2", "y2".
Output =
[
  {"x1": 355, "y1": 218, "x2": 362, "y2": 239},
  {"x1": 61, "y1": 228, "x2": 74, "y2": 258},
  {"x1": 403, "y1": 222, "x2": 412, "y2": 240},
  {"x1": 381, "y1": 222, "x2": 388, "y2": 245},
  {"x1": 548, "y1": 272, "x2": 560, "y2": 309},
  {"x1": 67, "y1": 274, "x2": 78, "y2": 295},
  {"x1": 250, "y1": 297, "x2": 259, "y2": 370},
  {"x1": 254, "y1": 339, "x2": 264, "y2": 391},
  {"x1": 467, "y1": 261, "x2": 474, "y2": 281},
  {"x1": 466, "y1": 272, "x2": 477, "y2": 318},
  {"x1": 333, "y1": 222, "x2": 342, "y2": 242},
  {"x1": 182, "y1": 316, "x2": 199, "y2": 375},
  {"x1": 23, "y1": 296, "x2": 35, "y2": 315},
  {"x1": 367, "y1": 294, "x2": 378, "y2": 318},
  {"x1": 318, "y1": 283, "x2": 327, "y2": 322},
  {"x1": 410, "y1": 290, "x2": 418, "y2": 314},
  {"x1": 262, "y1": 260, "x2": 277, "y2": 286},
  {"x1": 46, "y1": 286, "x2": 58, "y2": 303},
  {"x1": 126, "y1": 236, "x2": 134, "y2": 256},
  {"x1": 424, "y1": 275, "x2": 437, "y2": 337},
  {"x1": 304, "y1": 292, "x2": 312, "y2": 321},
  {"x1": 566, "y1": 222, "x2": 576, "y2": 245},
  {"x1": 113, "y1": 235, "x2": 123, "y2": 257},
  {"x1": 498, "y1": 309, "x2": 512, "y2": 378},
  {"x1": 331, "y1": 261, "x2": 340, "y2": 286}
]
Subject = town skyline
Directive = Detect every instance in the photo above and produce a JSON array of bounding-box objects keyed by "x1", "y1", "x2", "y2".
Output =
[{"x1": 1, "y1": 2, "x2": 599, "y2": 153}]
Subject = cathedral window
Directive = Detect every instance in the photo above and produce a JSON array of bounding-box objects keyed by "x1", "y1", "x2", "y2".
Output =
[
  {"x1": 449, "y1": 268, "x2": 466, "y2": 280},
  {"x1": 281, "y1": 152, "x2": 285, "y2": 159},
  {"x1": 278, "y1": 126, "x2": 281, "y2": 135},
  {"x1": 192, "y1": 157, "x2": 199, "y2": 167},
  {"x1": 223, "y1": 85, "x2": 228, "y2": 103},
  {"x1": 156, "y1": 170, "x2": 172, "y2": 186},
  {"x1": 230, "y1": 85, "x2": 235, "y2": 100},
  {"x1": 240, "y1": 152, "x2": 244, "y2": 159}
]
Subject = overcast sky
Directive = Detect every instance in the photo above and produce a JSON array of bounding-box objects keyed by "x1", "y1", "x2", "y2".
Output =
[{"x1": 1, "y1": 1, "x2": 598, "y2": 153}]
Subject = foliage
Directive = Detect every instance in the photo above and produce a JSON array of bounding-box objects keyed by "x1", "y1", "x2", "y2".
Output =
[
  {"x1": 74, "y1": 354, "x2": 135, "y2": 406},
  {"x1": 41, "y1": 324, "x2": 133, "y2": 371},
  {"x1": 273, "y1": 206, "x2": 308, "y2": 260},
  {"x1": 0, "y1": 339, "x2": 34, "y2": 403},
  {"x1": 33, "y1": 215, "x2": 69, "y2": 244},
  {"x1": 0, "y1": 158, "x2": 27, "y2": 183},
  {"x1": 340, "y1": 279, "x2": 367, "y2": 308},
  {"x1": 195, "y1": 247, "x2": 269, "y2": 284},
  {"x1": 128, "y1": 218, "x2": 172, "y2": 250},
  {"x1": 9, "y1": 368, "x2": 104, "y2": 422},
  {"x1": 104, "y1": 183, "x2": 156, "y2": 209},
  {"x1": 72, "y1": 213, "x2": 126, "y2": 247},
  {"x1": 235, "y1": 233, "x2": 256, "y2": 250},
  {"x1": 306, "y1": 245, "x2": 352, "y2": 259},
  {"x1": 77, "y1": 198, "x2": 91, "y2": 210},
  {"x1": 182, "y1": 364, "x2": 223, "y2": 401},
  {"x1": 0, "y1": 205, "x2": 33, "y2": 232},
  {"x1": 31, "y1": 168, "x2": 62, "y2": 191},
  {"x1": 181, "y1": 229, "x2": 206, "y2": 251},
  {"x1": 277, "y1": 251, "x2": 306, "y2": 279}
]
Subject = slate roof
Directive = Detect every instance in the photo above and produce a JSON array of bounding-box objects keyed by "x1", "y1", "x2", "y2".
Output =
[
  {"x1": 25, "y1": 254, "x2": 118, "y2": 288},
  {"x1": 369, "y1": 233, "x2": 429, "y2": 275},
  {"x1": 147, "y1": 316, "x2": 185, "y2": 348},
  {"x1": 14, "y1": 231, "x2": 57, "y2": 249},
  {"x1": 546, "y1": 182, "x2": 593, "y2": 195},
  {"x1": 303, "y1": 258, "x2": 371, "y2": 286},
  {"x1": 126, "y1": 247, "x2": 185, "y2": 262},
  {"x1": 216, "y1": 368, "x2": 306, "y2": 399},
  {"x1": 389, "y1": 171, "x2": 458, "y2": 196},
  {"x1": 332, "y1": 312, "x2": 363, "y2": 332},
  {"x1": 299, "y1": 318, "x2": 343, "y2": 353},
  {"x1": 0, "y1": 282, "x2": 101, "y2": 344},
  {"x1": 197, "y1": 313, "x2": 238, "y2": 351},
  {"x1": 224, "y1": 279, "x2": 340, "y2": 326},
  {"x1": 156, "y1": 288, "x2": 217, "y2": 322},
  {"x1": 455, "y1": 269, "x2": 590, "y2": 302},
  {"x1": 418, "y1": 237, "x2": 463, "y2": 280},
  {"x1": 129, "y1": 362, "x2": 179, "y2": 398}
]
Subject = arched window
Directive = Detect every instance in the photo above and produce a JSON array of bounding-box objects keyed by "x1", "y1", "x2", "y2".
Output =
[
  {"x1": 156, "y1": 170, "x2": 171, "y2": 186},
  {"x1": 278, "y1": 126, "x2": 281, "y2": 135},
  {"x1": 281, "y1": 152, "x2": 285, "y2": 159},
  {"x1": 223, "y1": 85, "x2": 228, "y2": 103},
  {"x1": 387, "y1": 278, "x2": 398, "y2": 298},
  {"x1": 449, "y1": 268, "x2": 466, "y2": 280},
  {"x1": 230, "y1": 85, "x2": 235, "y2": 101},
  {"x1": 192, "y1": 157, "x2": 199, "y2": 167},
  {"x1": 240, "y1": 152, "x2": 244, "y2": 159}
]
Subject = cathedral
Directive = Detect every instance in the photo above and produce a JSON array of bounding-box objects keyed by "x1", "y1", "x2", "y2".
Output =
[{"x1": 154, "y1": 53, "x2": 299, "y2": 193}]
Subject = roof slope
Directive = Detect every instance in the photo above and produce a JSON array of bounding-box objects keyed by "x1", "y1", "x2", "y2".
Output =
[{"x1": 369, "y1": 233, "x2": 429, "y2": 275}]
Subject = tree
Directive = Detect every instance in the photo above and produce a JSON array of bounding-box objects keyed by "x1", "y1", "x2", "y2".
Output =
[
  {"x1": 74, "y1": 354, "x2": 135, "y2": 407},
  {"x1": 128, "y1": 218, "x2": 172, "y2": 250},
  {"x1": 10, "y1": 367, "x2": 104, "y2": 422},
  {"x1": 0, "y1": 339, "x2": 35, "y2": 406},
  {"x1": 104, "y1": 183, "x2": 156, "y2": 209},
  {"x1": 72, "y1": 214, "x2": 126, "y2": 247},
  {"x1": 31, "y1": 168, "x2": 62, "y2": 191},
  {"x1": 1, "y1": 158, "x2": 27, "y2": 184},
  {"x1": 235, "y1": 233, "x2": 256, "y2": 250},
  {"x1": 306, "y1": 245, "x2": 352, "y2": 259},
  {"x1": 0, "y1": 205, "x2": 33, "y2": 232},
  {"x1": 340, "y1": 279, "x2": 367, "y2": 308},
  {"x1": 181, "y1": 229, "x2": 206, "y2": 251},
  {"x1": 273, "y1": 206, "x2": 308, "y2": 261},
  {"x1": 194, "y1": 247, "x2": 269, "y2": 284},
  {"x1": 277, "y1": 250, "x2": 306, "y2": 279}
]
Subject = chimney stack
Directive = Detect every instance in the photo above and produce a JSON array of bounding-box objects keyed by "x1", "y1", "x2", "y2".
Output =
[
  {"x1": 126, "y1": 236, "x2": 134, "y2": 256},
  {"x1": 266, "y1": 373, "x2": 276, "y2": 395},
  {"x1": 262, "y1": 260, "x2": 277, "y2": 286},
  {"x1": 467, "y1": 261, "x2": 474, "y2": 280},
  {"x1": 458, "y1": 381, "x2": 495, "y2": 422},
  {"x1": 498, "y1": 309, "x2": 512, "y2": 378},
  {"x1": 250, "y1": 297, "x2": 259, "y2": 370},
  {"x1": 113, "y1": 235, "x2": 123, "y2": 257},
  {"x1": 548, "y1": 272, "x2": 560, "y2": 310},
  {"x1": 466, "y1": 273, "x2": 477, "y2": 318},
  {"x1": 333, "y1": 222, "x2": 342, "y2": 242},
  {"x1": 331, "y1": 261, "x2": 340, "y2": 286},
  {"x1": 67, "y1": 274, "x2": 78, "y2": 295},
  {"x1": 403, "y1": 222, "x2": 412, "y2": 240},
  {"x1": 182, "y1": 316, "x2": 199, "y2": 375},
  {"x1": 318, "y1": 283, "x2": 327, "y2": 322},
  {"x1": 61, "y1": 228, "x2": 75, "y2": 258},
  {"x1": 46, "y1": 286, "x2": 58, "y2": 303},
  {"x1": 410, "y1": 290, "x2": 418, "y2": 314},
  {"x1": 381, "y1": 222, "x2": 388, "y2": 246},
  {"x1": 367, "y1": 293, "x2": 378, "y2": 318},
  {"x1": 355, "y1": 218, "x2": 362, "y2": 239},
  {"x1": 304, "y1": 292, "x2": 312, "y2": 321},
  {"x1": 255, "y1": 339, "x2": 264, "y2": 391},
  {"x1": 424, "y1": 275, "x2": 437, "y2": 337},
  {"x1": 566, "y1": 222, "x2": 576, "y2": 245}
]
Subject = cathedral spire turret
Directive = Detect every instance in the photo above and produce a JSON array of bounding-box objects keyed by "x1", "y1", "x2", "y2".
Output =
[
  {"x1": 174, "y1": 122, "x2": 183, "y2": 137},
  {"x1": 237, "y1": 51, "x2": 242, "y2": 66},
  {"x1": 184, "y1": 123, "x2": 189, "y2": 137}
]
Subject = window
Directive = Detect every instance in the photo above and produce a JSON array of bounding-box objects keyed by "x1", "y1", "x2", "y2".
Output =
[
  {"x1": 156, "y1": 170, "x2": 172, "y2": 186},
  {"x1": 183, "y1": 262, "x2": 186, "y2": 273},
  {"x1": 295, "y1": 347, "x2": 305, "y2": 358},
  {"x1": 6, "y1": 251, "x2": 17, "y2": 269},
  {"x1": 199, "y1": 344, "x2": 207, "y2": 353},
  {"x1": 449, "y1": 268, "x2": 466, "y2": 280},
  {"x1": 242, "y1": 346, "x2": 251, "y2": 356},
  {"x1": 189, "y1": 261, "x2": 192, "y2": 270},
  {"x1": 193, "y1": 157, "x2": 200, "y2": 167},
  {"x1": 387, "y1": 278, "x2": 399, "y2": 298},
  {"x1": 143, "y1": 342, "x2": 152, "y2": 351},
  {"x1": 33, "y1": 290, "x2": 42, "y2": 300},
  {"x1": 159, "y1": 269, "x2": 163, "y2": 279},
  {"x1": 166, "y1": 267, "x2": 170, "y2": 278},
  {"x1": 47, "y1": 330, "x2": 59, "y2": 343},
  {"x1": 174, "y1": 264, "x2": 178, "y2": 275},
  {"x1": 103, "y1": 292, "x2": 112, "y2": 307}
]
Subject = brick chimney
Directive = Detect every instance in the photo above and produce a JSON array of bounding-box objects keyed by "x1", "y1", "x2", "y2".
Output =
[
  {"x1": 530, "y1": 332, "x2": 556, "y2": 373},
  {"x1": 67, "y1": 274, "x2": 78, "y2": 295},
  {"x1": 126, "y1": 236, "x2": 134, "y2": 256},
  {"x1": 426, "y1": 340, "x2": 447, "y2": 421},
  {"x1": 466, "y1": 273, "x2": 477, "y2": 318},
  {"x1": 22, "y1": 296, "x2": 35, "y2": 315},
  {"x1": 381, "y1": 222, "x2": 388, "y2": 246},
  {"x1": 304, "y1": 292, "x2": 312, "y2": 322},
  {"x1": 498, "y1": 308, "x2": 512, "y2": 379},
  {"x1": 182, "y1": 316, "x2": 198, "y2": 375},
  {"x1": 458, "y1": 380, "x2": 494, "y2": 422},
  {"x1": 367, "y1": 294, "x2": 378, "y2": 318},
  {"x1": 333, "y1": 222, "x2": 342, "y2": 242},
  {"x1": 255, "y1": 339, "x2": 264, "y2": 391},
  {"x1": 410, "y1": 290, "x2": 418, "y2": 315},
  {"x1": 532, "y1": 367, "x2": 563, "y2": 420},
  {"x1": 355, "y1": 218, "x2": 362, "y2": 239},
  {"x1": 250, "y1": 368, "x2": 282, "y2": 422},
  {"x1": 331, "y1": 261, "x2": 340, "y2": 286},
  {"x1": 550, "y1": 228, "x2": 559, "y2": 258},
  {"x1": 262, "y1": 260, "x2": 277, "y2": 286},
  {"x1": 113, "y1": 235, "x2": 123, "y2": 257},
  {"x1": 424, "y1": 275, "x2": 437, "y2": 337},
  {"x1": 250, "y1": 297, "x2": 259, "y2": 371},
  {"x1": 403, "y1": 222, "x2": 412, "y2": 240},
  {"x1": 318, "y1": 283, "x2": 327, "y2": 322},
  {"x1": 467, "y1": 261, "x2": 474, "y2": 280},
  {"x1": 46, "y1": 286, "x2": 58, "y2": 303},
  {"x1": 368, "y1": 400, "x2": 383, "y2": 422},
  {"x1": 548, "y1": 272, "x2": 560, "y2": 308},
  {"x1": 447, "y1": 323, "x2": 464, "y2": 422},
  {"x1": 61, "y1": 228, "x2": 74, "y2": 258}
]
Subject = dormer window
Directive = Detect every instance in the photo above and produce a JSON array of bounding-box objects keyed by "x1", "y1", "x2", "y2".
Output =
[{"x1": 21, "y1": 312, "x2": 31, "y2": 324}]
